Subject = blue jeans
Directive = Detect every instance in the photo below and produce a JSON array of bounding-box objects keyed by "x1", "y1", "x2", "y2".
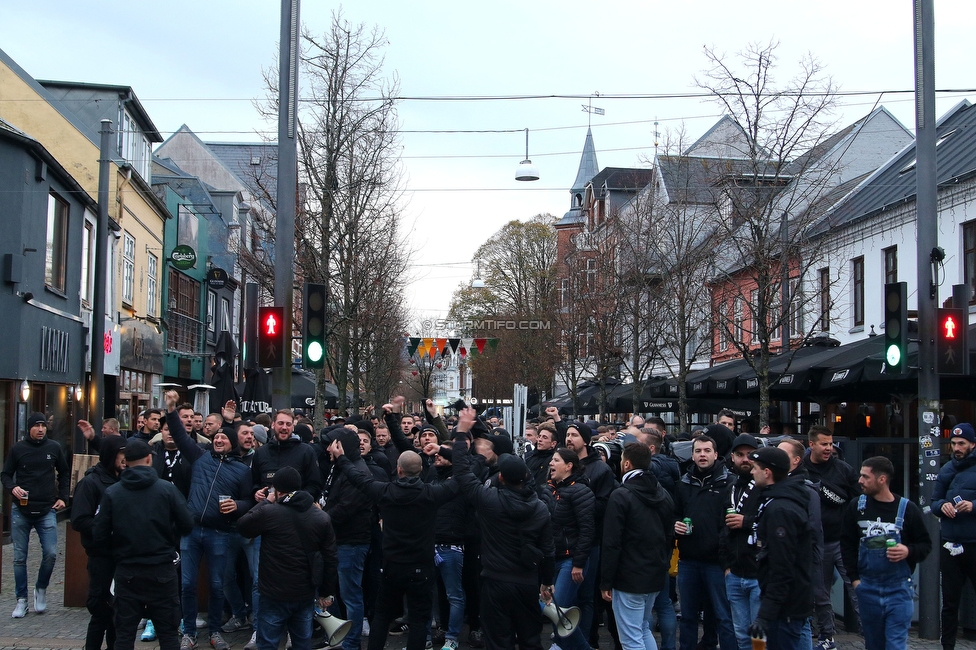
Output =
[
  {"x1": 723, "y1": 573, "x2": 760, "y2": 650},
  {"x1": 553, "y1": 558, "x2": 592, "y2": 650},
  {"x1": 855, "y1": 579, "x2": 913, "y2": 650},
  {"x1": 435, "y1": 546, "x2": 465, "y2": 640},
  {"x1": 11, "y1": 508, "x2": 58, "y2": 599},
  {"x1": 258, "y1": 597, "x2": 313, "y2": 650},
  {"x1": 335, "y1": 544, "x2": 369, "y2": 650},
  {"x1": 676, "y1": 560, "x2": 735, "y2": 650},
  {"x1": 653, "y1": 588, "x2": 677, "y2": 650},
  {"x1": 766, "y1": 618, "x2": 807, "y2": 650},
  {"x1": 180, "y1": 526, "x2": 229, "y2": 637},
  {"x1": 611, "y1": 589, "x2": 659, "y2": 650},
  {"x1": 224, "y1": 532, "x2": 260, "y2": 623}
]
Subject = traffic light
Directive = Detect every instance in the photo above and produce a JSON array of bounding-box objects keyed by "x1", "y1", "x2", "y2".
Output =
[
  {"x1": 303, "y1": 283, "x2": 327, "y2": 369},
  {"x1": 884, "y1": 282, "x2": 907, "y2": 373},
  {"x1": 937, "y1": 307, "x2": 968, "y2": 375},
  {"x1": 257, "y1": 306, "x2": 285, "y2": 368}
]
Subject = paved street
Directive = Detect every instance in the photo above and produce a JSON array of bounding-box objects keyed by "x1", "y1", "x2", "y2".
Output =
[{"x1": 2, "y1": 519, "x2": 975, "y2": 650}]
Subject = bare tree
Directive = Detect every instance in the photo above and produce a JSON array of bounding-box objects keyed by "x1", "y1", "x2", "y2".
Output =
[{"x1": 695, "y1": 41, "x2": 840, "y2": 428}]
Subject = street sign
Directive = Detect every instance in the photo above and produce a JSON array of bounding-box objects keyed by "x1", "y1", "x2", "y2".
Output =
[{"x1": 937, "y1": 307, "x2": 967, "y2": 375}]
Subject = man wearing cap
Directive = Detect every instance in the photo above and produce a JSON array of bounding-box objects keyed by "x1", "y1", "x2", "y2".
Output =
[
  {"x1": 673, "y1": 435, "x2": 736, "y2": 650},
  {"x1": 93, "y1": 439, "x2": 195, "y2": 650},
  {"x1": 932, "y1": 422, "x2": 976, "y2": 650},
  {"x1": 841, "y1": 457, "x2": 930, "y2": 650},
  {"x1": 719, "y1": 434, "x2": 763, "y2": 650},
  {"x1": 2, "y1": 412, "x2": 69, "y2": 618},
  {"x1": 327, "y1": 434, "x2": 460, "y2": 650},
  {"x1": 747, "y1": 447, "x2": 813, "y2": 650},
  {"x1": 71, "y1": 435, "x2": 127, "y2": 650},
  {"x1": 237, "y1": 467, "x2": 339, "y2": 650},
  {"x1": 162, "y1": 391, "x2": 253, "y2": 650}
]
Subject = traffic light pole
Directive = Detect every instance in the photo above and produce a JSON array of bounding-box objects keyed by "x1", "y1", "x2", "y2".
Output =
[
  {"x1": 272, "y1": 0, "x2": 300, "y2": 410},
  {"x1": 914, "y1": 0, "x2": 941, "y2": 638}
]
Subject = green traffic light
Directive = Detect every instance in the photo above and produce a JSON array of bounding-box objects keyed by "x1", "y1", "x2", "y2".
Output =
[
  {"x1": 307, "y1": 341, "x2": 324, "y2": 363},
  {"x1": 886, "y1": 344, "x2": 901, "y2": 367}
]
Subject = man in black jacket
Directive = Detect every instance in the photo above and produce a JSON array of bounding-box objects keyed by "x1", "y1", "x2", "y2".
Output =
[
  {"x1": 71, "y1": 435, "x2": 127, "y2": 650},
  {"x1": 719, "y1": 434, "x2": 762, "y2": 650},
  {"x1": 452, "y1": 408, "x2": 555, "y2": 650},
  {"x1": 524, "y1": 417, "x2": 558, "y2": 489},
  {"x1": 673, "y1": 436, "x2": 736, "y2": 650},
  {"x1": 237, "y1": 467, "x2": 339, "y2": 650},
  {"x1": 802, "y1": 426, "x2": 860, "y2": 650},
  {"x1": 328, "y1": 424, "x2": 459, "y2": 650},
  {"x1": 92, "y1": 440, "x2": 195, "y2": 650},
  {"x1": 2, "y1": 412, "x2": 69, "y2": 617},
  {"x1": 324, "y1": 428, "x2": 374, "y2": 650},
  {"x1": 600, "y1": 443, "x2": 674, "y2": 650},
  {"x1": 252, "y1": 409, "x2": 322, "y2": 501},
  {"x1": 747, "y1": 447, "x2": 813, "y2": 650}
]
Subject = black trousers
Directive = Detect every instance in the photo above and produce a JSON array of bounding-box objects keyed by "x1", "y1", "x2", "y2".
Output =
[
  {"x1": 480, "y1": 578, "x2": 543, "y2": 650},
  {"x1": 114, "y1": 562, "x2": 181, "y2": 650},
  {"x1": 941, "y1": 543, "x2": 976, "y2": 648},
  {"x1": 86, "y1": 555, "x2": 116, "y2": 650},
  {"x1": 367, "y1": 561, "x2": 434, "y2": 650},
  {"x1": 463, "y1": 538, "x2": 482, "y2": 631}
]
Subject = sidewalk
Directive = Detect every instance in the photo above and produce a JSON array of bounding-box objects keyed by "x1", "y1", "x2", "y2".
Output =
[{"x1": 2, "y1": 519, "x2": 974, "y2": 649}]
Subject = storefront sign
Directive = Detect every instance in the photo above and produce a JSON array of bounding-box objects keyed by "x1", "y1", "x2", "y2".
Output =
[
  {"x1": 171, "y1": 245, "x2": 197, "y2": 270},
  {"x1": 40, "y1": 326, "x2": 69, "y2": 373},
  {"x1": 207, "y1": 267, "x2": 228, "y2": 289}
]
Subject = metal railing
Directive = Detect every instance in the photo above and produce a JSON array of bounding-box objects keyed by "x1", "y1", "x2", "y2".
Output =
[{"x1": 166, "y1": 312, "x2": 204, "y2": 354}]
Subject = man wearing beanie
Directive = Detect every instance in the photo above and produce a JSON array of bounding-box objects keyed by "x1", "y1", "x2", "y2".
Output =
[
  {"x1": 327, "y1": 426, "x2": 460, "y2": 650},
  {"x1": 2, "y1": 412, "x2": 69, "y2": 618},
  {"x1": 71, "y1": 435, "x2": 127, "y2": 650},
  {"x1": 933, "y1": 422, "x2": 976, "y2": 650},
  {"x1": 551, "y1": 412, "x2": 617, "y2": 643},
  {"x1": 747, "y1": 447, "x2": 813, "y2": 650},
  {"x1": 161, "y1": 391, "x2": 253, "y2": 650},
  {"x1": 238, "y1": 467, "x2": 339, "y2": 650},
  {"x1": 93, "y1": 439, "x2": 195, "y2": 650}
]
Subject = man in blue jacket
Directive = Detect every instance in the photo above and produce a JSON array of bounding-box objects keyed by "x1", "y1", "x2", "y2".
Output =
[
  {"x1": 162, "y1": 390, "x2": 253, "y2": 650},
  {"x1": 932, "y1": 422, "x2": 976, "y2": 650}
]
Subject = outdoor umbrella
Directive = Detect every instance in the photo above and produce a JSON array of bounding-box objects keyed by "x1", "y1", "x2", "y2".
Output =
[
  {"x1": 239, "y1": 367, "x2": 272, "y2": 419},
  {"x1": 209, "y1": 331, "x2": 240, "y2": 414}
]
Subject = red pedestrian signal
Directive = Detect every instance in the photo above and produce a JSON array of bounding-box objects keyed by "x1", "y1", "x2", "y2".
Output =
[
  {"x1": 258, "y1": 307, "x2": 285, "y2": 368},
  {"x1": 937, "y1": 307, "x2": 967, "y2": 376}
]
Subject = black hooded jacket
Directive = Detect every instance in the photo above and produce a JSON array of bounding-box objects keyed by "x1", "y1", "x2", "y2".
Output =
[
  {"x1": 579, "y1": 449, "x2": 618, "y2": 536},
  {"x1": 601, "y1": 470, "x2": 674, "y2": 595},
  {"x1": 674, "y1": 461, "x2": 734, "y2": 562},
  {"x1": 524, "y1": 446, "x2": 554, "y2": 490},
  {"x1": 453, "y1": 440, "x2": 555, "y2": 587},
  {"x1": 547, "y1": 473, "x2": 596, "y2": 568},
  {"x1": 323, "y1": 430, "x2": 374, "y2": 545},
  {"x1": 92, "y1": 464, "x2": 194, "y2": 566},
  {"x1": 755, "y1": 477, "x2": 815, "y2": 622},
  {"x1": 432, "y1": 463, "x2": 468, "y2": 546},
  {"x1": 71, "y1": 436, "x2": 127, "y2": 556},
  {"x1": 802, "y1": 452, "x2": 860, "y2": 543},
  {"x1": 251, "y1": 433, "x2": 323, "y2": 500},
  {"x1": 719, "y1": 470, "x2": 763, "y2": 578},
  {"x1": 1, "y1": 434, "x2": 70, "y2": 517},
  {"x1": 237, "y1": 490, "x2": 339, "y2": 601}
]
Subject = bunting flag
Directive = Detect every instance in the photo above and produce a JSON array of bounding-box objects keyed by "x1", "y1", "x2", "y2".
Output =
[
  {"x1": 440, "y1": 340, "x2": 451, "y2": 356},
  {"x1": 462, "y1": 338, "x2": 474, "y2": 355},
  {"x1": 487, "y1": 338, "x2": 499, "y2": 352},
  {"x1": 474, "y1": 338, "x2": 487, "y2": 354},
  {"x1": 434, "y1": 338, "x2": 447, "y2": 355},
  {"x1": 416, "y1": 344, "x2": 427, "y2": 359},
  {"x1": 422, "y1": 337, "x2": 435, "y2": 352},
  {"x1": 448, "y1": 338, "x2": 461, "y2": 353},
  {"x1": 406, "y1": 337, "x2": 420, "y2": 357},
  {"x1": 459, "y1": 346, "x2": 467, "y2": 359}
]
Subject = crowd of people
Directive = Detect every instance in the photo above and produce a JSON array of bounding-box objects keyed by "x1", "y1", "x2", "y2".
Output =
[{"x1": 9, "y1": 400, "x2": 976, "y2": 650}]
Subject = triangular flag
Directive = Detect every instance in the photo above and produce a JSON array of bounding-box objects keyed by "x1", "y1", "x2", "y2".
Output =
[
  {"x1": 441, "y1": 340, "x2": 451, "y2": 356},
  {"x1": 459, "y1": 346, "x2": 467, "y2": 359},
  {"x1": 409, "y1": 337, "x2": 421, "y2": 347},
  {"x1": 416, "y1": 345, "x2": 427, "y2": 359},
  {"x1": 406, "y1": 338, "x2": 419, "y2": 357},
  {"x1": 434, "y1": 338, "x2": 447, "y2": 354},
  {"x1": 487, "y1": 338, "x2": 499, "y2": 352},
  {"x1": 448, "y1": 338, "x2": 461, "y2": 353},
  {"x1": 462, "y1": 338, "x2": 474, "y2": 354},
  {"x1": 474, "y1": 338, "x2": 487, "y2": 354},
  {"x1": 422, "y1": 337, "x2": 435, "y2": 351}
]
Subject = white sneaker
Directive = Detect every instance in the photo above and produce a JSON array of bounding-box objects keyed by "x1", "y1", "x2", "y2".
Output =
[
  {"x1": 362, "y1": 618, "x2": 370, "y2": 636},
  {"x1": 33, "y1": 588, "x2": 47, "y2": 614},
  {"x1": 286, "y1": 633, "x2": 292, "y2": 649},
  {"x1": 12, "y1": 598, "x2": 28, "y2": 618},
  {"x1": 244, "y1": 632, "x2": 258, "y2": 650}
]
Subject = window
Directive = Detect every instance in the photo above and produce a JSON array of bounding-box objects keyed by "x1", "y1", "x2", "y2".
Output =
[
  {"x1": 964, "y1": 222, "x2": 976, "y2": 305},
  {"x1": 81, "y1": 219, "x2": 95, "y2": 304},
  {"x1": 146, "y1": 254, "x2": 158, "y2": 317},
  {"x1": 884, "y1": 246, "x2": 898, "y2": 284},
  {"x1": 734, "y1": 297, "x2": 744, "y2": 343},
  {"x1": 769, "y1": 285, "x2": 782, "y2": 342},
  {"x1": 819, "y1": 268, "x2": 830, "y2": 331},
  {"x1": 207, "y1": 291, "x2": 217, "y2": 333},
  {"x1": 118, "y1": 110, "x2": 152, "y2": 180},
  {"x1": 789, "y1": 278, "x2": 803, "y2": 337},
  {"x1": 585, "y1": 258, "x2": 597, "y2": 291},
  {"x1": 221, "y1": 297, "x2": 231, "y2": 332},
  {"x1": 45, "y1": 194, "x2": 68, "y2": 292},
  {"x1": 168, "y1": 269, "x2": 202, "y2": 353},
  {"x1": 852, "y1": 256, "x2": 865, "y2": 327},
  {"x1": 560, "y1": 278, "x2": 570, "y2": 310},
  {"x1": 122, "y1": 232, "x2": 135, "y2": 305}
]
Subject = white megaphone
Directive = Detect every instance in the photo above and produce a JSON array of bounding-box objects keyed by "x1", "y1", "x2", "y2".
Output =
[
  {"x1": 314, "y1": 609, "x2": 353, "y2": 646},
  {"x1": 541, "y1": 600, "x2": 580, "y2": 638}
]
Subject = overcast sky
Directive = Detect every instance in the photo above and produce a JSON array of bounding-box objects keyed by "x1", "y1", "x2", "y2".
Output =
[{"x1": 2, "y1": 0, "x2": 972, "y2": 326}]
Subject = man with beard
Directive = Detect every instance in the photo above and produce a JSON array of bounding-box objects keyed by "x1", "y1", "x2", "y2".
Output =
[
  {"x1": 129, "y1": 409, "x2": 162, "y2": 444},
  {"x1": 673, "y1": 436, "x2": 736, "y2": 650},
  {"x1": 747, "y1": 448, "x2": 813, "y2": 650},
  {"x1": 801, "y1": 426, "x2": 860, "y2": 650},
  {"x1": 71, "y1": 435, "x2": 127, "y2": 650},
  {"x1": 719, "y1": 434, "x2": 762, "y2": 650},
  {"x1": 252, "y1": 409, "x2": 322, "y2": 500},
  {"x1": 932, "y1": 422, "x2": 976, "y2": 650},
  {"x1": 841, "y1": 457, "x2": 930, "y2": 650}
]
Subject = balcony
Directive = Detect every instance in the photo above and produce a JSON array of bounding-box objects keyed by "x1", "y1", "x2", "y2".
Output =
[{"x1": 166, "y1": 312, "x2": 204, "y2": 354}]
